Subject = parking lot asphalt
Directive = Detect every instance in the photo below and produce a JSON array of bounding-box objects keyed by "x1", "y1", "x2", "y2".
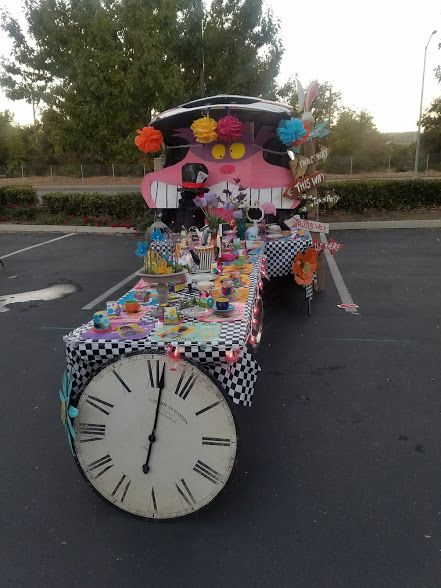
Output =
[{"x1": 1, "y1": 229, "x2": 441, "y2": 588}]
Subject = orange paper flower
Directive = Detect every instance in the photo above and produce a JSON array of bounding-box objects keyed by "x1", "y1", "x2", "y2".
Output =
[
  {"x1": 134, "y1": 126, "x2": 164, "y2": 153},
  {"x1": 293, "y1": 247, "x2": 318, "y2": 285}
]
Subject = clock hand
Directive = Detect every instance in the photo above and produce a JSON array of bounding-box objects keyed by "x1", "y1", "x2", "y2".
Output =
[{"x1": 142, "y1": 362, "x2": 165, "y2": 475}]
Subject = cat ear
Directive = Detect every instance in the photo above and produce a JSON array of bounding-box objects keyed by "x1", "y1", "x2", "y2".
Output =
[
  {"x1": 304, "y1": 80, "x2": 319, "y2": 112},
  {"x1": 296, "y1": 79, "x2": 305, "y2": 111}
]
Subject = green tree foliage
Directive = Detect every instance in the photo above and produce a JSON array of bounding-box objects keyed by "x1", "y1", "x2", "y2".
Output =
[
  {"x1": 327, "y1": 109, "x2": 388, "y2": 172},
  {"x1": 0, "y1": 0, "x2": 282, "y2": 163},
  {"x1": 277, "y1": 79, "x2": 343, "y2": 125},
  {"x1": 0, "y1": 111, "x2": 14, "y2": 165},
  {"x1": 421, "y1": 97, "x2": 441, "y2": 154},
  {"x1": 201, "y1": 0, "x2": 282, "y2": 98}
]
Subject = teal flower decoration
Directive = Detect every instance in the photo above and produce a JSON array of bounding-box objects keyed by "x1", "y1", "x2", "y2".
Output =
[
  {"x1": 151, "y1": 228, "x2": 166, "y2": 242},
  {"x1": 59, "y1": 370, "x2": 79, "y2": 454},
  {"x1": 135, "y1": 241, "x2": 148, "y2": 257}
]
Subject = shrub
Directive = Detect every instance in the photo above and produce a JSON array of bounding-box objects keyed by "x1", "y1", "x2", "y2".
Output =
[
  {"x1": 319, "y1": 179, "x2": 441, "y2": 213},
  {"x1": 41, "y1": 191, "x2": 152, "y2": 221},
  {"x1": 0, "y1": 185, "x2": 38, "y2": 207}
]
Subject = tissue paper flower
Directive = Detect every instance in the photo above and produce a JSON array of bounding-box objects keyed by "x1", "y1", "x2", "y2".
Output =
[
  {"x1": 217, "y1": 114, "x2": 244, "y2": 142},
  {"x1": 277, "y1": 118, "x2": 307, "y2": 147},
  {"x1": 191, "y1": 116, "x2": 218, "y2": 144},
  {"x1": 134, "y1": 126, "x2": 163, "y2": 153}
]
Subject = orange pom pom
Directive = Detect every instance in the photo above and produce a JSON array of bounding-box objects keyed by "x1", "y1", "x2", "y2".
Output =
[{"x1": 135, "y1": 127, "x2": 164, "y2": 153}]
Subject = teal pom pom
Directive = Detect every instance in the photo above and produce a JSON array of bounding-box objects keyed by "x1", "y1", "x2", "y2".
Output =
[{"x1": 277, "y1": 118, "x2": 307, "y2": 146}]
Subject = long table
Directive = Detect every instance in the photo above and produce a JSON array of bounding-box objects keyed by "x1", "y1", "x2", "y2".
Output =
[{"x1": 64, "y1": 236, "x2": 313, "y2": 409}]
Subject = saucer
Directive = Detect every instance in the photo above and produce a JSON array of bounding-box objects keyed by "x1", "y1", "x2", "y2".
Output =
[{"x1": 213, "y1": 304, "x2": 235, "y2": 314}]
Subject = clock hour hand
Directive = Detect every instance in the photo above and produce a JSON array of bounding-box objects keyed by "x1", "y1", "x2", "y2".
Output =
[{"x1": 142, "y1": 362, "x2": 165, "y2": 475}]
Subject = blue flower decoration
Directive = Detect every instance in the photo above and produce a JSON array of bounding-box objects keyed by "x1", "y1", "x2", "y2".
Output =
[
  {"x1": 151, "y1": 228, "x2": 166, "y2": 242},
  {"x1": 277, "y1": 117, "x2": 307, "y2": 146},
  {"x1": 135, "y1": 241, "x2": 148, "y2": 257},
  {"x1": 59, "y1": 370, "x2": 78, "y2": 454}
]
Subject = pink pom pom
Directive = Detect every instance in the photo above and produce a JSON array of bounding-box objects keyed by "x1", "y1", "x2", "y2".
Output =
[
  {"x1": 261, "y1": 202, "x2": 277, "y2": 215},
  {"x1": 217, "y1": 115, "x2": 244, "y2": 142}
]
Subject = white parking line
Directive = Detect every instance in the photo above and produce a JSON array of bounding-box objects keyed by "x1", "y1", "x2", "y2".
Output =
[
  {"x1": 320, "y1": 233, "x2": 359, "y2": 314},
  {"x1": 0, "y1": 233, "x2": 75, "y2": 260},
  {"x1": 82, "y1": 270, "x2": 140, "y2": 310}
]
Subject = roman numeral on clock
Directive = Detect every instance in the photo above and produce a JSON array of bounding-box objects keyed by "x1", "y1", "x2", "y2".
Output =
[
  {"x1": 193, "y1": 460, "x2": 221, "y2": 484},
  {"x1": 79, "y1": 423, "x2": 106, "y2": 442},
  {"x1": 176, "y1": 478, "x2": 196, "y2": 508},
  {"x1": 85, "y1": 395, "x2": 114, "y2": 416},
  {"x1": 111, "y1": 474, "x2": 131, "y2": 503},
  {"x1": 202, "y1": 436, "x2": 231, "y2": 447},
  {"x1": 87, "y1": 454, "x2": 114, "y2": 479},
  {"x1": 195, "y1": 401, "x2": 220, "y2": 416},
  {"x1": 150, "y1": 487, "x2": 158, "y2": 512},
  {"x1": 175, "y1": 371, "x2": 196, "y2": 400},
  {"x1": 112, "y1": 370, "x2": 132, "y2": 394},
  {"x1": 147, "y1": 359, "x2": 165, "y2": 388}
]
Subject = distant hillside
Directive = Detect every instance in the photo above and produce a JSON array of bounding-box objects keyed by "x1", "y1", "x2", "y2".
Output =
[{"x1": 383, "y1": 132, "x2": 417, "y2": 145}]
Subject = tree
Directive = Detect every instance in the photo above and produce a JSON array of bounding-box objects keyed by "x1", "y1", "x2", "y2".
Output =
[
  {"x1": 201, "y1": 0, "x2": 282, "y2": 98},
  {"x1": 0, "y1": 0, "x2": 283, "y2": 162},
  {"x1": 328, "y1": 109, "x2": 388, "y2": 172},
  {"x1": 421, "y1": 97, "x2": 441, "y2": 154},
  {"x1": 277, "y1": 79, "x2": 343, "y2": 125},
  {"x1": 0, "y1": 110, "x2": 14, "y2": 165}
]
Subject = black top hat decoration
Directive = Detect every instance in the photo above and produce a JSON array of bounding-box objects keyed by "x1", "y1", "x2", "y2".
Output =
[{"x1": 179, "y1": 163, "x2": 209, "y2": 194}]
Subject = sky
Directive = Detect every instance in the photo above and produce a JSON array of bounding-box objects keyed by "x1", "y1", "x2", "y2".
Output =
[{"x1": 0, "y1": 0, "x2": 440, "y2": 132}]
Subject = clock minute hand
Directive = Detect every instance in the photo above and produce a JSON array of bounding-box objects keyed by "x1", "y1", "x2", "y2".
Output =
[{"x1": 142, "y1": 362, "x2": 165, "y2": 475}]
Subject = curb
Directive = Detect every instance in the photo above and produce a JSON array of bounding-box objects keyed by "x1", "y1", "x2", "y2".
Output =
[
  {"x1": 330, "y1": 219, "x2": 441, "y2": 230},
  {"x1": 0, "y1": 224, "x2": 141, "y2": 235},
  {"x1": 1, "y1": 220, "x2": 441, "y2": 234}
]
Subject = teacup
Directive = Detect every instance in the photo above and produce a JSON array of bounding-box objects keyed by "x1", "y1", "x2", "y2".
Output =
[
  {"x1": 124, "y1": 300, "x2": 141, "y2": 313},
  {"x1": 215, "y1": 298, "x2": 230, "y2": 311}
]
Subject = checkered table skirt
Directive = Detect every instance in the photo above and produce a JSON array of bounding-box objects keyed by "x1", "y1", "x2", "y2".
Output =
[
  {"x1": 264, "y1": 236, "x2": 314, "y2": 300},
  {"x1": 64, "y1": 254, "x2": 264, "y2": 408}
]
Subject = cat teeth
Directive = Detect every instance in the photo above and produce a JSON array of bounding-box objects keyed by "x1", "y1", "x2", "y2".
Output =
[{"x1": 151, "y1": 182, "x2": 291, "y2": 209}]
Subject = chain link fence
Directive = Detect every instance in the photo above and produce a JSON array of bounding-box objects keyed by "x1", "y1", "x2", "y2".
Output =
[
  {"x1": 324, "y1": 153, "x2": 441, "y2": 175},
  {"x1": 1, "y1": 155, "x2": 441, "y2": 183},
  {"x1": 0, "y1": 162, "x2": 148, "y2": 184}
]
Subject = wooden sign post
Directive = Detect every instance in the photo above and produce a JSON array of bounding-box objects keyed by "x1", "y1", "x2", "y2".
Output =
[{"x1": 302, "y1": 124, "x2": 326, "y2": 291}]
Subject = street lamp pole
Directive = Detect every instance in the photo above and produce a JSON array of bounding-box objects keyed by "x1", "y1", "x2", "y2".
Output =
[
  {"x1": 199, "y1": 0, "x2": 205, "y2": 97},
  {"x1": 414, "y1": 29, "x2": 437, "y2": 175}
]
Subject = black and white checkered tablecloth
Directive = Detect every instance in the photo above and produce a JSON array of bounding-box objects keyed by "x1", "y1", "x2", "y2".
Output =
[
  {"x1": 264, "y1": 236, "x2": 314, "y2": 300},
  {"x1": 64, "y1": 254, "x2": 264, "y2": 408}
]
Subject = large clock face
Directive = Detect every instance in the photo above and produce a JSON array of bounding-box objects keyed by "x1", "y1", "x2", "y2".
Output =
[{"x1": 73, "y1": 354, "x2": 238, "y2": 519}]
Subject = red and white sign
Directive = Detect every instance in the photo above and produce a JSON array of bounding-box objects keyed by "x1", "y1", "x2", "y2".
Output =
[
  {"x1": 284, "y1": 216, "x2": 329, "y2": 234},
  {"x1": 313, "y1": 238, "x2": 343, "y2": 254},
  {"x1": 283, "y1": 171, "x2": 326, "y2": 199}
]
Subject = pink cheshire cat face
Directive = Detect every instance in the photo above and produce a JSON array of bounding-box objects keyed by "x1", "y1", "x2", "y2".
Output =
[{"x1": 141, "y1": 123, "x2": 297, "y2": 210}]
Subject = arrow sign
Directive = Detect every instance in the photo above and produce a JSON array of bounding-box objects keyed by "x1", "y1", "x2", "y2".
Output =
[{"x1": 283, "y1": 171, "x2": 326, "y2": 199}]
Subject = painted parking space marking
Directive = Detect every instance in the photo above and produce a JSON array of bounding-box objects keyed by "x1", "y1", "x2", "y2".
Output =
[
  {"x1": 320, "y1": 233, "x2": 359, "y2": 314},
  {"x1": 0, "y1": 284, "x2": 78, "y2": 312},
  {"x1": 82, "y1": 270, "x2": 140, "y2": 310},
  {"x1": 0, "y1": 233, "x2": 76, "y2": 260}
]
